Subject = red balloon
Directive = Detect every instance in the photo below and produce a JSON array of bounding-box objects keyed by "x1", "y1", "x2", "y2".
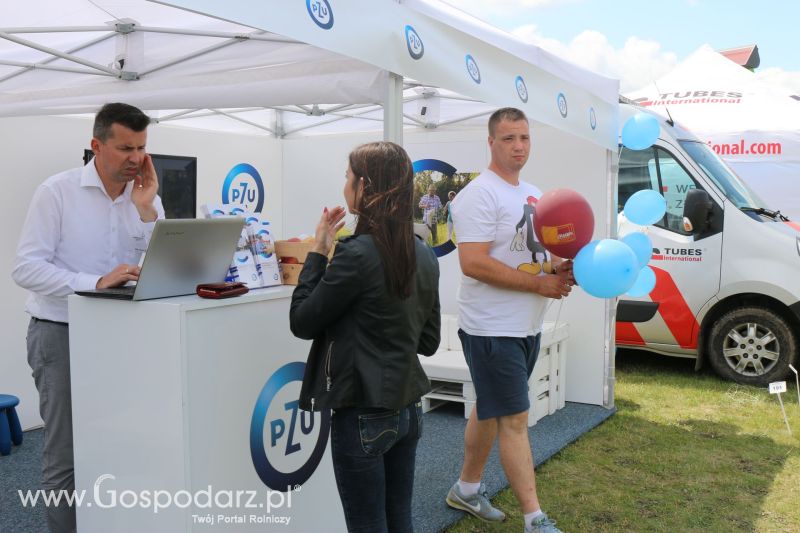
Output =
[{"x1": 533, "y1": 188, "x2": 594, "y2": 259}]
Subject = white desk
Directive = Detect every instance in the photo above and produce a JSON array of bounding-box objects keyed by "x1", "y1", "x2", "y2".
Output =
[{"x1": 69, "y1": 287, "x2": 345, "y2": 532}]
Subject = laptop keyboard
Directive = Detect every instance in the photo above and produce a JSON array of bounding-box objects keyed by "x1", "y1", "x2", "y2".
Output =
[{"x1": 97, "y1": 286, "x2": 136, "y2": 296}]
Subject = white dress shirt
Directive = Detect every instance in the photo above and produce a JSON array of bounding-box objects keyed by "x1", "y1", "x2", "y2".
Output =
[{"x1": 12, "y1": 159, "x2": 165, "y2": 323}]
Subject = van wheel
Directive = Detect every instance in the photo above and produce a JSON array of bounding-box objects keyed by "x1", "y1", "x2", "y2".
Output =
[{"x1": 707, "y1": 307, "x2": 797, "y2": 386}]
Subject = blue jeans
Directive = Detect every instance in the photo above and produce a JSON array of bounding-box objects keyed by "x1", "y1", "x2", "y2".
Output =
[{"x1": 330, "y1": 401, "x2": 423, "y2": 533}]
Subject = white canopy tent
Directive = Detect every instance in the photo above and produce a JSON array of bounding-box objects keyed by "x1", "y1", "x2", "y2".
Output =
[
  {"x1": 0, "y1": 0, "x2": 620, "y2": 430},
  {"x1": 626, "y1": 45, "x2": 800, "y2": 220},
  {"x1": 0, "y1": 0, "x2": 618, "y2": 143}
]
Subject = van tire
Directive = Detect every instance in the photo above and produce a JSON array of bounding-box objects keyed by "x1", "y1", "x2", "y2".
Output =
[{"x1": 707, "y1": 306, "x2": 797, "y2": 386}]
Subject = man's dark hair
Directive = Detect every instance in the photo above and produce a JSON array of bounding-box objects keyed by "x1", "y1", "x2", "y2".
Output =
[
  {"x1": 488, "y1": 107, "x2": 528, "y2": 137},
  {"x1": 93, "y1": 103, "x2": 151, "y2": 141}
]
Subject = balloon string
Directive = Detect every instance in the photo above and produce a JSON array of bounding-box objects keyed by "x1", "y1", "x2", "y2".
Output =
[{"x1": 553, "y1": 297, "x2": 565, "y2": 333}]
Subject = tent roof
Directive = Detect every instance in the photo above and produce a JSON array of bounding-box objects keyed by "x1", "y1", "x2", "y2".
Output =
[
  {"x1": 0, "y1": 0, "x2": 617, "y2": 146},
  {"x1": 625, "y1": 45, "x2": 800, "y2": 133}
]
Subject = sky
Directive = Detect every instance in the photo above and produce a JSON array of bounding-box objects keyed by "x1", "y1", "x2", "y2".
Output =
[{"x1": 452, "y1": 0, "x2": 800, "y2": 93}]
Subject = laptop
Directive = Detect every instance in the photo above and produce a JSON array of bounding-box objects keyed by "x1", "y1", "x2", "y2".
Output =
[{"x1": 75, "y1": 218, "x2": 245, "y2": 301}]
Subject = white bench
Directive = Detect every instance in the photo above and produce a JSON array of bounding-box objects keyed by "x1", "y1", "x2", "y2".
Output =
[{"x1": 419, "y1": 316, "x2": 568, "y2": 427}]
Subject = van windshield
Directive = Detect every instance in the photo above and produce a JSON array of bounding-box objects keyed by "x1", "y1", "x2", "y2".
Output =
[{"x1": 679, "y1": 140, "x2": 766, "y2": 210}]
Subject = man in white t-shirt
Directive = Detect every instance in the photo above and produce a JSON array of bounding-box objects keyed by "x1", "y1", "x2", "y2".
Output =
[{"x1": 445, "y1": 108, "x2": 574, "y2": 533}]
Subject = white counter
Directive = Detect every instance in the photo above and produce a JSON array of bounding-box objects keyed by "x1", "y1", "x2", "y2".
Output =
[{"x1": 68, "y1": 287, "x2": 346, "y2": 532}]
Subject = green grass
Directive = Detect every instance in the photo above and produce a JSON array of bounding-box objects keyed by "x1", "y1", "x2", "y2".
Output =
[
  {"x1": 445, "y1": 350, "x2": 800, "y2": 533},
  {"x1": 424, "y1": 222, "x2": 453, "y2": 247}
]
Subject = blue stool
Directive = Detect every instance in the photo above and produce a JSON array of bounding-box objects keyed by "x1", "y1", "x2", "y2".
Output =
[{"x1": 0, "y1": 394, "x2": 23, "y2": 456}]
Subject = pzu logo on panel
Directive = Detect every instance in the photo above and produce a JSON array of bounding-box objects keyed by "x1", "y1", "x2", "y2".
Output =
[
  {"x1": 307, "y1": 0, "x2": 334, "y2": 29},
  {"x1": 222, "y1": 163, "x2": 265, "y2": 213},
  {"x1": 250, "y1": 363, "x2": 331, "y2": 491},
  {"x1": 405, "y1": 25, "x2": 424, "y2": 60}
]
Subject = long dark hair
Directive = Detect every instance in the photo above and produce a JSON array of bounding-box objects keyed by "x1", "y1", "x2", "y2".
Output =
[{"x1": 348, "y1": 142, "x2": 416, "y2": 299}]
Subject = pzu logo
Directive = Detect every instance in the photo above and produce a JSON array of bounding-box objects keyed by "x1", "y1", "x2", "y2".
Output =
[
  {"x1": 515, "y1": 76, "x2": 528, "y2": 103},
  {"x1": 589, "y1": 107, "x2": 597, "y2": 130},
  {"x1": 557, "y1": 92, "x2": 568, "y2": 118},
  {"x1": 306, "y1": 0, "x2": 334, "y2": 30},
  {"x1": 222, "y1": 163, "x2": 265, "y2": 213},
  {"x1": 250, "y1": 362, "x2": 331, "y2": 491},
  {"x1": 465, "y1": 55, "x2": 481, "y2": 84},
  {"x1": 405, "y1": 25, "x2": 424, "y2": 60}
]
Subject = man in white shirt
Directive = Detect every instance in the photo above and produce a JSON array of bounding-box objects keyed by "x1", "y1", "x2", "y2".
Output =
[
  {"x1": 445, "y1": 108, "x2": 574, "y2": 533},
  {"x1": 12, "y1": 103, "x2": 165, "y2": 533}
]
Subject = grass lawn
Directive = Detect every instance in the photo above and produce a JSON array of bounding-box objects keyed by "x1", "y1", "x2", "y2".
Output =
[{"x1": 445, "y1": 349, "x2": 800, "y2": 532}]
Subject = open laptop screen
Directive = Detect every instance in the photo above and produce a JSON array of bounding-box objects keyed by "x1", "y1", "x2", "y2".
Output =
[{"x1": 76, "y1": 218, "x2": 244, "y2": 301}]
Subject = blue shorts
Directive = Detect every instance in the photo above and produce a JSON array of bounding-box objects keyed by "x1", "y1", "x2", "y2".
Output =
[{"x1": 458, "y1": 329, "x2": 541, "y2": 420}]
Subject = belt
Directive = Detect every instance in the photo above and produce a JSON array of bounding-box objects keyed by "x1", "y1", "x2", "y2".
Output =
[{"x1": 32, "y1": 317, "x2": 68, "y2": 327}]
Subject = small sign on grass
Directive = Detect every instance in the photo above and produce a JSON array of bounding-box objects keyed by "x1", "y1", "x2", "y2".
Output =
[{"x1": 769, "y1": 381, "x2": 791, "y2": 435}]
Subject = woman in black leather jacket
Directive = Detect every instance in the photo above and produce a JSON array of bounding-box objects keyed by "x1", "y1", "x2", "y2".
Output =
[{"x1": 290, "y1": 141, "x2": 441, "y2": 533}]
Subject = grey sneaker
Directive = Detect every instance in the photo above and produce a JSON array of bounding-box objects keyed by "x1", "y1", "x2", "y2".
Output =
[
  {"x1": 445, "y1": 482, "x2": 506, "y2": 522},
  {"x1": 525, "y1": 512, "x2": 562, "y2": 533}
]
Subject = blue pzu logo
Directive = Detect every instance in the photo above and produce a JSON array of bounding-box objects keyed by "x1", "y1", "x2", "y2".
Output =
[
  {"x1": 245, "y1": 216, "x2": 260, "y2": 227},
  {"x1": 306, "y1": 0, "x2": 333, "y2": 30},
  {"x1": 589, "y1": 107, "x2": 597, "y2": 130},
  {"x1": 557, "y1": 92, "x2": 568, "y2": 118},
  {"x1": 465, "y1": 55, "x2": 481, "y2": 84},
  {"x1": 251, "y1": 362, "x2": 331, "y2": 491},
  {"x1": 405, "y1": 25, "x2": 424, "y2": 60},
  {"x1": 515, "y1": 76, "x2": 528, "y2": 103},
  {"x1": 222, "y1": 163, "x2": 265, "y2": 213}
]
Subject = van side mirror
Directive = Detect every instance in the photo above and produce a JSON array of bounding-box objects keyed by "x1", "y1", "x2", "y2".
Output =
[{"x1": 682, "y1": 189, "x2": 713, "y2": 234}]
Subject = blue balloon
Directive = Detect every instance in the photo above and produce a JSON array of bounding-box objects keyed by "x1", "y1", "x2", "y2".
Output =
[
  {"x1": 624, "y1": 190, "x2": 666, "y2": 226},
  {"x1": 621, "y1": 232, "x2": 652, "y2": 269},
  {"x1": 621, "y1": 112, "x2": 660, "y2": 150},
  {"x1": 573, "y1": 240, "x2": 600, "y2": 289},
  {"x1": 627, "y1": 266, "x2": 656, "y2": 297},
  {"x1": 574, "y1": 239, "x2": 639, "y2": 298}
]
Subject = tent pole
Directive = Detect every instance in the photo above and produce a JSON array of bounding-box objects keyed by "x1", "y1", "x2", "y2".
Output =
[
  {"x1": 604, "y1": 148, "x2": 619, "y2": 410},
  {"x1": 0, "y1": 31, "x2": 117, "y2": 76},
  {"x1": 383, "y1": 71, "x2": 404, "y2": 144}
]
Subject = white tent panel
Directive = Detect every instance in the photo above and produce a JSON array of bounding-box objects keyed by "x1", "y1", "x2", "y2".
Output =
[
  {"x1": 165, "y1": 0, "x2": 618, "y2": 150},
  {"x1": 1, "y1": 0, "x2": 618, "y2": 147},
  {"x1": 626, "y1": 45, "x2": 800, "y2": 219}
]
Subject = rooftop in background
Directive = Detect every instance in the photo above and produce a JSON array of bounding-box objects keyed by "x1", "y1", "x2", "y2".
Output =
[{"x1": 719, "y1": 45, "x2": 760, "y2": 70}]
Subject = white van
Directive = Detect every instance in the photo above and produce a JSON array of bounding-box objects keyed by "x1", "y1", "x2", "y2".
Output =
[{"x1": 616, "y1": 101, "x2": 800, "y2": 386}]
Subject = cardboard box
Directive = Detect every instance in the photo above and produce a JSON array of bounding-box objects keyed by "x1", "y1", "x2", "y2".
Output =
[
  {"x1": 275, "y1": 240, "x2": 336, "y2": 285},
  {"x1": 279, "y1": 263, "x2": 304, "y2": 285},
  {"x1": 274, "y1": 240, "x2": 316, "y2": 263}
]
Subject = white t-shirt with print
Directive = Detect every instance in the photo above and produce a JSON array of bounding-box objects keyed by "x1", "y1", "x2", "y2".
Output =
[{"x1": 451, "y1": 169, "x2": 550, "y2": 337}]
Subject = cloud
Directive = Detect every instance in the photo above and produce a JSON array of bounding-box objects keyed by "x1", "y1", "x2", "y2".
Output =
[
  {"x1": 755, "y1": 67, "x2": 800, "y2": 96},
  {"x1": 510, "y1": 25, "x2": 678, "y2": 92}
]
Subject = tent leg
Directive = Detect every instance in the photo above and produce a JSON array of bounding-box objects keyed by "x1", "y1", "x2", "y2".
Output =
[
  {"x1": 383, "y1": 71, "x2": 403, "y2": 144},
  {"x1": 605, "y1": 148, "x2": 619, "y2": 409}
]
